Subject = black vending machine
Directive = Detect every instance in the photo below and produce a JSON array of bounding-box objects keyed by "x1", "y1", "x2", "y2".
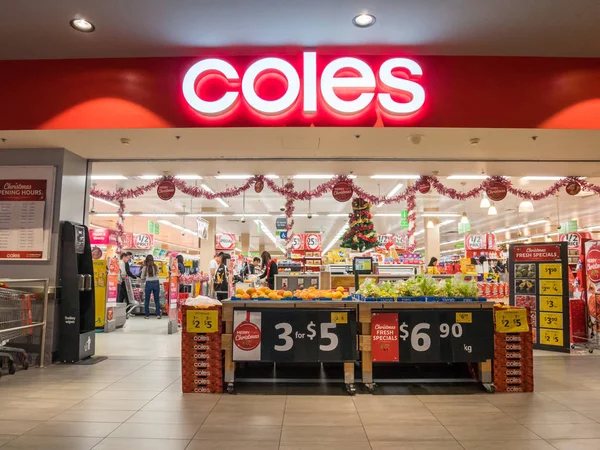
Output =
[{"x1": 59, "y1": 221, "x2": 96, "y2": 362}]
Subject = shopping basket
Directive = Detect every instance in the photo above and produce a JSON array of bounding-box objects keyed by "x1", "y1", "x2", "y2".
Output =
[{"x1": 0, "y1": 286, "x2": 35, "y2": 375}]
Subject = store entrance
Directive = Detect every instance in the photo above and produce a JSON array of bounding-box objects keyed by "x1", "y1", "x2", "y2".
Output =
[{"x1": 88, "y1": 154, "x2": 600, "y2": 392}]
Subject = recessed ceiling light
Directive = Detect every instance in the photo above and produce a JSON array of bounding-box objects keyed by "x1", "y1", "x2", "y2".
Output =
[
  {"x1": 70, "y1": 18, "x2": 95, "y2": 33},
  {"x1": 352, "y1": 14, "x2": 376, "y2": 28},
  {"x1": 370, "y1": 175, "x2": 420, "y2": 179}
]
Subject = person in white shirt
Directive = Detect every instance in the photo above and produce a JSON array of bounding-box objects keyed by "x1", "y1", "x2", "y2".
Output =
[{"x1": 117, "y1": 253, "x2": 130, "y2": 304}]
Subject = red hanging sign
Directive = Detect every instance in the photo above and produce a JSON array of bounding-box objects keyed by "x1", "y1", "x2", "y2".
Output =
[
  {"x1": 416, "y1": 180, "x2": 431, "y2": 194},
  {"x1": 304, "y1": 233, "x2": 322, "y2": 251},
  {"x1": 254, "y1": 179, "x2": 264, "y2": 194},
  {"x1": 486, "y1": 181, "x2": 508, "y2": 202},
  {"x1": 371, "y1": 313, "x2": 399, "y2": 362},
  {"x1": 332, "y1": 181, "x2": 353, "y2": 202},
  {"x1": 566, "y1": 182, "x2": 581, "y2": 196},
  {"x1": 157, "y1": 180, "x2": 176, "y2": 200}
]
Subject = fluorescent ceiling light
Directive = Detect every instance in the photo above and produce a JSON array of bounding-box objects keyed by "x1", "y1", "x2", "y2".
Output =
[
  {"x1": 288, "y1": 213, "x2": 320, "y2": 217},
  {"x1": 521, "y1": 176, "x2": 563, "y2": 181},
  {"x1": 421, "y1": 213, "x2": 461, "y2": 218},
  {"x1": 175, "y1": 174, "x2": 203, "y2": 180},
  {"x1": 414, "y1": 230, "x2": 425, "y2": 236},
  {"x1": 527, "y1": 219, "x2": 549, "y2": 226},
  {"x1": 92, "y1": 213, "x2": 132, "y2": 217},
  {"x1": 374, "y1": 213, "x2": 404, "y2": 217},
  {"x1": 91, "y1": 175, "x2": 127, "y2": 180},
  {"x1": 216, "y1": 198, "x2": 229, "y2": 208},
  {"x1": 328, "y1": 213, "x2": 350, "y2": 217},
  {"x1": 439, "y1": 219, "x2": 456, "y2": 227},
  {"x1": 200, "y1": 184, "x2": 214, "y2": 193},
  {"x1": 90, "y1": 196, "x2": 118, "y2": 208},
  {"x1": 233, "y1": 214, "x2": 271, "y2": 217},
  {"x1": 201, "y1": 184, "x2": 229, "y2": 207},
  {"x1": 293, "y1": 174, "x2": 357, "y2": 179},
  {"x1": 322, "y1": 222, "x2": 349, "y2": 254},
  {"x1": 139, "y1": 213, "x2": 177, "y2": 217},
  {"x1": 370, "y1": 175, "x2": 420, "y2": 179},
  {"x1": 378, "y1": 183, "x2": 404, "y2": 207},
  {"x1": 187, "y1": 213, "x2": 224, "y2": 217},
  {"x1": 447, "y1": 175, "x2": 489, "y2": 180},
  {"x1": 140, "y1": 175, "x2": 161, "y2": 180},
  {"x1": 415, "y1": 247, "x2": 425, "y2": 251},
  {"x1": 215, "y1": 175, "x2": 253, "y2": 180}
]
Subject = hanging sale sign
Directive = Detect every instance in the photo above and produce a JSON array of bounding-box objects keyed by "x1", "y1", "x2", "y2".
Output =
[
  {"x1": 215, "y1": 233, "x2": 236, "y2": 250},
  {"x1": 465, "y1": 234, "x2": 485, "y2": 250},
  {"x1": 232, "y1": 308, "x2": 357, "y2": 362},
  {"x1": 304, "y1": 233, "x2": 322, "y2": 251},
  {"x1": 122, "y1": 233, "x2": 154, "y2": 250},
  {"x1": 291, "y1": 234, "x2": 304, "y2": 251}
]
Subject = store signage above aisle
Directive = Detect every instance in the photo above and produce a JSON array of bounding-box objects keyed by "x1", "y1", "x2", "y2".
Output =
[
  {"x1": 332, "y1": 181, "x2": 353, "y2": 202},
  {"x1": 216, "y1": 233, "x2": 236, "y2": 251},
  {"x1": 3, "y1": 53, "x2": 600, "y2": 129},
  {"x1": 89, "y1": 228, "x2": 118, "y2": 246},
  {"x1": 465, "y1": 233, "x2": 496, "y2": 251},
  {"x1": 122, "y1": 233, "x2": 154, "y2": 250}
]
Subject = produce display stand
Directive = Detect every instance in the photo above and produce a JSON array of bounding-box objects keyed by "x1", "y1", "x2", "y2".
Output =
[
  {"x1": 221, "y1": 299, "x2": 360, "y2": 394},
  {"x1": 359, "y1": 302, "x2": 495, "y2": 392}
]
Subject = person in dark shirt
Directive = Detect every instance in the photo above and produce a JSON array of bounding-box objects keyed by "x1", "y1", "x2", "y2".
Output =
[
  {"x1": 213, "y1": 252, "x2": 231, "y2": 300},
  {"x1": 258, "y1": 251, "x2": 278, "y2": 290},
  {"x1": 125, "y1": 252, "x2": 138, "y2": 279}
]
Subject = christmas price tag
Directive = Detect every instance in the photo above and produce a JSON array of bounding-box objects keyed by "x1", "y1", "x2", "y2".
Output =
[
  {"x1": 495, "y1": 309, "x2": 529, "y2": 333},
  {"x1": 233, "y1": 308, "x2": 357, "y2": 362},
  {"x1": 186, "y1": 309, "x2": 219, "y2": 333}
]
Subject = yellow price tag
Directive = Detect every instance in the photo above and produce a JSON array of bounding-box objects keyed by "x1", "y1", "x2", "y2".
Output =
[
  {"x1": 540, "y1": 328, "x2": 563, "y2": 346},
  {"x1": 495, "y1": 309, "x2": 529, "y2": 333},
  {"x1": 539, "y1": 264, "x2": 562, "y2": 279},
  {"x1": 540, "y1": 296, "x2": 562, "y2": 312},
  {"x1": 186, "y1": 309, "x2": 219, "y2": 333},
  {"x1": 331, "y1": 311, "x2": 348, "y2": 324},
  {"x1": 456, "y1": 312, "x2": 472, "y2": 323},
  {"x1": 540, "y1": 279, "x2": 563, "y2": 296},
  {"x1": 540, "y1": 312, "x2": 563, "y2": 329}
]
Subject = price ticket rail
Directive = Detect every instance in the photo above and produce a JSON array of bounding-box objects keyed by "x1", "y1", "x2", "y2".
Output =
[{"x1": 221, "y1": 300, "x2": 359, "y2": 394}]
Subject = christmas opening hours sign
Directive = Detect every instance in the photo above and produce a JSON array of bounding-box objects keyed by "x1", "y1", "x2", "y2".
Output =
[{"x1": 233, "y1": 308, "x2": 357, "y2": 362}]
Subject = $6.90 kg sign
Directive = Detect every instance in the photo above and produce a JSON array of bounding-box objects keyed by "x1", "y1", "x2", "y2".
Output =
[{"x1": 400, "y1": 321, "x2": 465, "y2": 352}]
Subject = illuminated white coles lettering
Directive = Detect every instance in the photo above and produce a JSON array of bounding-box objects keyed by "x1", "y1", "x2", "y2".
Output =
[{"x1": 182, "y1": 52, "x2": 425, "y2": 117}]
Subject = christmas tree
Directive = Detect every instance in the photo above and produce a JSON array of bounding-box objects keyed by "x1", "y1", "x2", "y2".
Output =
[{"x1": 341, "y1": 198, "x2": 378, "y2": 251}]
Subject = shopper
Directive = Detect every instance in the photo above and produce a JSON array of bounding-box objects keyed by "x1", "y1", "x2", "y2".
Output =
[
  {"x1": 427, "y1": 257, "x2": 440, "y2": 275},
  {"x1": 213, "y1": 252, "x2": 231, "y2": 300},
  {"x1": 208, "y1": 254, "x2": 219, "y2": 297},
  {"x1": 118, "y1": 253, "x2": 130, "y2": 304},
  {"x1": 240, "y1": 256, "x2": 260, "y2": 279},
  {"x1": 259, "y1": 251, "x2": 278, "y2": 290},
  {"x1": 141, "y1": 255, "x2": 161, "y2": 319},
  {"x1": 125, "y1": 252, "x2": 138, "y2": 279}
]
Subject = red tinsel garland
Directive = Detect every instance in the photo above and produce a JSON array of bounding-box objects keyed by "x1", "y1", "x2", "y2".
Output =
[{"x1": 90, "y1": 174, "x2": 594, "y2": 256}]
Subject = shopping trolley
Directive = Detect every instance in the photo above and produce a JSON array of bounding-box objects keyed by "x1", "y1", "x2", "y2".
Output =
[{"x1": 0, "y1": 286, "x2": 35, "y2": 375}]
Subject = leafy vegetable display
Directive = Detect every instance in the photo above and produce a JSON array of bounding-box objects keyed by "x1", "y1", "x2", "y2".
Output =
[{"x1": 357, "y1": 276, "x2": 481, "y2": 300}]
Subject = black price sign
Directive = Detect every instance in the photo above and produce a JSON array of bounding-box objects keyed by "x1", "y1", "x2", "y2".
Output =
[
  {"x1": 233, "y1": 308, "x2": 357, "y2": 362},
  {"x1": 396, "y1": 309, "x2": 494, "y2": 363}
]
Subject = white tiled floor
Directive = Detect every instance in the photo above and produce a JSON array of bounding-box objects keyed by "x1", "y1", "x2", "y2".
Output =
[{"x1": 1, "y1": 317, "x2": 600, "y2": 449}]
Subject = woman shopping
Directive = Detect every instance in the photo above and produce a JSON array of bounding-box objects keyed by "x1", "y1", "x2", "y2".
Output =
[
  {"x1": 141, "y1": 255, "x2": 161, "y2": 319},
  {"x1": 259, "y1": 251, "x2": 278, "y2": 290}
]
